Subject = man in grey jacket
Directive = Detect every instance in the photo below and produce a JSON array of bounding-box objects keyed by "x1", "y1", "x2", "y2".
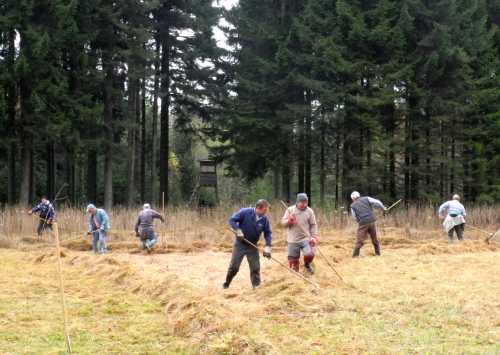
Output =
[
  {"x1": 135, "y1": 203, "x2": 165, "y2": 252},
  {"x1": 350, "y1": 191, "x2": 387, "y2": 257}
]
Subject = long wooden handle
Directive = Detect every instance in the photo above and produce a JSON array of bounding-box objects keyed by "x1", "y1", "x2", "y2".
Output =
[
  {"x1": 227, "y1": 229, "x2": 320, "y2": 290},
  {"x1": 485, "y1": 227, "x2": 500, "y2": 243},
  {"x1": 53, "y1": 222, "x2": 72, "y2": 353},
  {"x1": 279, "y1": 201, "x2": 345, "y2": 283},
  {"x1": 385, "y1": 199, "x2": 402, "y2": 214}
]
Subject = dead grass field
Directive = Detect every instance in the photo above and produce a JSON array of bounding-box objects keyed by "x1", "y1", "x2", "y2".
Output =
[{"x1": 1, "y1": 214, "x2": 500, "y2": 354}]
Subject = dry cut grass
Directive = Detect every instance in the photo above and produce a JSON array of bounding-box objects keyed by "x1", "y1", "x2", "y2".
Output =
[{"x1": 0, "y1": 225, "x2": 499, "y2": 354}]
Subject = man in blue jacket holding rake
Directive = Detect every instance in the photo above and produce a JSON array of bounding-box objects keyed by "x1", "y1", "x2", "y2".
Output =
[{"x1": 223, "y1": 199, "x2": 273, "y2": 289}]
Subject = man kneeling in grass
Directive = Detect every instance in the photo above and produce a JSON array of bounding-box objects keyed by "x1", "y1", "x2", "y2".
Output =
[
  {"x1": 135, "y1": 203, "x2": 164, "y2": 252},
  {"x1": 223, "y1": 199, "x2": 272, "y2": 289}
]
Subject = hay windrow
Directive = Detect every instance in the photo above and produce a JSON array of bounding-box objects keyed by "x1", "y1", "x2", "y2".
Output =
[{"x1": 417, "y1": 240, "x2": 499, "y2": 255}]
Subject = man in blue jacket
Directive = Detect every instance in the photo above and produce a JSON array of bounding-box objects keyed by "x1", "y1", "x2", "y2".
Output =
[
  {"x1": 223, "y1": 199, "x2": 272, "y2": 289},
  {"x1": 86, "y1": 204, "x2": 110, "y2": 254},
  {"x1": 28, "y1": 195, "x2": 56, "y2": 237}
]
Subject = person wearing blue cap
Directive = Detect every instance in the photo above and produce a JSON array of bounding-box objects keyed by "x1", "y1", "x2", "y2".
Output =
[{"x1": 86, "y1": 204, "x2": 110, "y2": 254}]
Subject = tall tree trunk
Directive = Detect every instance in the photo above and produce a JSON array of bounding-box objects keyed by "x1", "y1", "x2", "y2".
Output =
[
  {"x1": 409, "y1": 95, "x2": 420, "y2": 201},
  {"x1": 159, "y1": 23, "x2": 170, "y2": 205},
  {"x1": 335, "y1": 127, "x2": 341, "y2": 208},
  {"x1": 383, "y1": 102, "x2": 396, "y2": 199},
  {"x1": 68, "y1": 42, "x2": 82, "y2": 205},
  {"x1": 46, "y1": 141, "x2": 56, "y2": 200},
  {"x1": 304, "y1": 92, "x2": 312, "y2": 204},
  {"x1": 19, "y1": 141, "x2": 32, "y2": 206},
  {"x1": 462, "y1": 115, "x2": 472, "y2": 200},
  {"x1": 150, "y1": 38, "x2": 160, "y2": 204},
  {"x1": 6, "y1": 30, "x2": 17, "y2": 204},
  {"x1": 319, "y1": 120, "x2": 326, "y2": 206},
  {"x1": 126, "y1": 78, "x2": 137, "y2": 207},
  {"x1": 102, "y1": 57, "x2": 114, "y2": 209},
  {"x1": 365, "y1": 128, "x2": 372, "y2": 195},
  {"x1": 19, "y1": 31, "x2": 34, "y2": 206},
  {"x1": 29, "y1": 149, "x2": 35, "y2": 202},
  {"x1": 135, "y1": 79, "x2": 141, "y2": 202},
  {"x1": 404, "y1": 110, "x2": 411, "y2": 202},
  {"x1": 342, "y1": 119, "x2": 352, "y2": 205},
  {"x1": 450, "y1": 135, "x2": 456, "y2": 194},
  {"x1": 273, "y1": 165, "x2": 280, "y2": 200},
  {"x1": 281, "y1": 139, "x2": 291, "y2": 202},
  {"x1": 297, "y1": 116, "x2": 305, "y2": 194},
  {"x1": 65, "y1": 153, "x2": 76, "y2": 204},
  {"x1": 140, "y1": 77, "x2": 147, "y2": 202},
  {"x1": 87, "y1": 150, "x2": 97, "y2": 203},
  {"x1": 425, "y1": 125, "x2": 431, "y2": 190},
  {"x1": 440, "y1": 119, "x2": 445, "y2": 197},
  {"x1": 281, "y1": 163, "x2": 291, "y2": 203},
  {"x1": 359, "y1": 127, "x2": 364, "y2": 173}
]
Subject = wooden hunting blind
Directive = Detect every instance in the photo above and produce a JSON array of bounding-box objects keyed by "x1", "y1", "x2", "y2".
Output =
[
  {"x1": 199, "y1": 160, "x2": 218, "y2": 187},
  {"x1": 189, "y1": 160, "x2": 219, "y2": 208}
]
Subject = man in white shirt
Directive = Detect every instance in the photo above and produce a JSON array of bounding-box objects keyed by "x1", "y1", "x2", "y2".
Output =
[{"x1": 438, "y1": 194, "x2": 466, "y2": 243}]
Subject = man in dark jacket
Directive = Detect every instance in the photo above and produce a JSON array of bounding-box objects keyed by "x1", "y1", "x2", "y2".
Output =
[
  {"x1": 28, "y1": 196, "x2": 56, "y2": 237},
  {"x1": 135, "y1": 203, "x2": 164, "y2": 252},
  {"x1": 350, "y1": 191, "x2": 387, "y2": 257},
  {"x1": 223, "y1": 199, "x2": 272, "y2": 289}
]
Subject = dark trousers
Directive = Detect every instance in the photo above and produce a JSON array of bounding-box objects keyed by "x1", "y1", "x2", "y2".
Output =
[
  {"x1": 225, "y1": 241, "x2": 261, "y2": 287},
  {"x1": 353, "y1": 222, "x2": 380, "y2": 257},
  {"x1": 37, "y1": 219, "x2": 53, "y2": 237},
  {"x1": 448, "y1": 224, "x2": 465, "y2": 242}
]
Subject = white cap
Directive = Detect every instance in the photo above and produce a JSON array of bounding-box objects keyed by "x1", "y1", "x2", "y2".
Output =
[
  {"x1": 351, "y1": 191, "x2": 361, "y2": 201},
  {"x1": 86, "y1": 204, "x2": 96, "y2": 213},
  {"x1": 143, "y1": 203, "x2": 151, "y2": 210},
  {"x1": 452, "y1": 194, "x2": 460, "y2": 201}
]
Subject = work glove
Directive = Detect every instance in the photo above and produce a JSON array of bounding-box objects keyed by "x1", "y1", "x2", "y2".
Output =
[
  {"x1": 27, "y1": 210, "x2": 33, "y2": 215},
  {"x1": 234, "y1": 229, "x2": 244, "y2": 239},
  {"x1": 135, "y1": 232, "x2": 140, "y2": 238},
  {"x1": 47, "y1": 219, "x2": 53, "y2": 225},
  {"x1": 309, "y1": 235, "x2": 319, "y2": 247},
  {"x1": 87, "y1": 231, "x2": 92, "y2": 236},
  {"x1": 287, "y1": 214, "x2": 296, "y2": 226},
  {"x1": 263, "y1": 246, "x2": 272, "y2": 259}
]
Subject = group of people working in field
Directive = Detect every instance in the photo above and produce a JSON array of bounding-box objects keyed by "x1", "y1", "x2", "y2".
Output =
[
  {"x1": 28, "y1": 191, "x2": 467, "y2": 288},
  {"x1": 223, "y1": 192, "x2": 466, "y2": 289},
  {"x1": 82, "y1": 203, "x2": 165, "y2": 254},
  {"x1": 28, "y1": 200, "x2": 165, "y2": 254}
]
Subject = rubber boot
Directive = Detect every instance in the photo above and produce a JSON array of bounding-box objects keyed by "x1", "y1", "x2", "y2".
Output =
[
  {"x1": 304, "y1": 263, "x2": 314, "y2": 275},
  {"x1": 223, "y1": 272, "x2": 235, "y2": 289},
  {"x1": 289, "y1": 259, "x2": 299, "y2": 272}
]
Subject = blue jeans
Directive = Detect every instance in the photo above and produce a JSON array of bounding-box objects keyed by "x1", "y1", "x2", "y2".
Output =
[
  {"x1": 140, "y1": 228, "x2": 157, "y2": 249},
  {"x1": 92, "y1": 230, "x2": 107, "y2": 253}
]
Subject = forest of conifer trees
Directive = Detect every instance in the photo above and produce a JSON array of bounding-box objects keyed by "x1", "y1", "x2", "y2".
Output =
[{"x1": 0, "y1": 0, "x2": 499, "y2": 207}]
